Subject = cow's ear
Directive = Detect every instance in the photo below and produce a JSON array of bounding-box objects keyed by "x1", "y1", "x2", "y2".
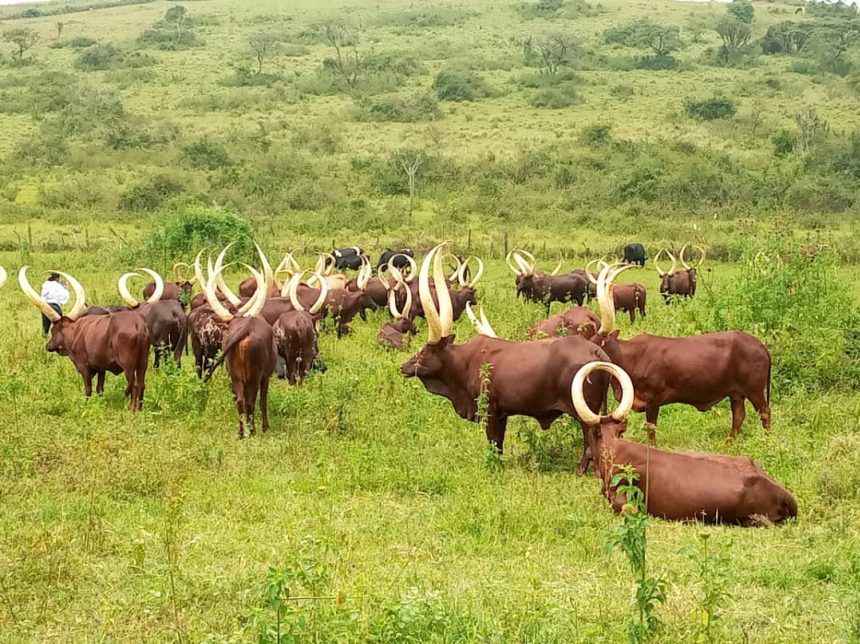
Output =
[{"x1": 610, "y1": 330, "x2": 621, "y2": 339}]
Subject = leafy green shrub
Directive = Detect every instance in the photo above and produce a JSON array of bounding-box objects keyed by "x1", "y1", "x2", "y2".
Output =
[
  {"x1": 145, "y1": 205, "x2": 253, "y2": 258},
  {"x1": 531, "y1": 82, "x2": 577, "y2": 108},
  {"x1": 49, "y1": 36, "x2": 97, "y2": 49},
  {"x1": 636, "y1": 54, "x2": 678, "y2": 70},
  {"x1": 580, "y1": 124, "x2": 612, "y2": 147},
  {"x1": 433, "y1": 68, "x2": 491, "y2": 102},
  {"x1": 182, "y1": 139, "x2": 232, "y2": 169},
  {"x1": 356, "y1": 92, "x2": 440, "y2": 122},
  {"x1": 138, "y1": 5, "x2": 202, "y2": 51},
  {"x1": 119, "y1": 176, "x2": 184, "y2": 211},
  {"x1": 685, "y1": 96, "x2": 737, "y2": 120},
  {"x1": 772, "y1": 129, "x2": 796, "y2": 157},
  {"x1": 728, "y1": 1, "x2": 754, "y2": 24},
  {"x1": 74, "y1": 44, "x2": 123, "y2": 71}
]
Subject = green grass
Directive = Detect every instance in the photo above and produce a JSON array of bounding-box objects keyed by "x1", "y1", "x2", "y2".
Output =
[{"x1": 2, "y1": 0, "x2": 860, "y2": 639}]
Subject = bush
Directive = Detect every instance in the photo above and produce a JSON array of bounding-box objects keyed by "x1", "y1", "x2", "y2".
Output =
[
  {"x1": 119, "y1": 176, "x2": 183, "y2": 211},
  {"x1": 223, "y1": 67, "x2": 283, "y2": 87},
  {"x1": 356, "y1": 92, "x2": 441, "y2": 122},
  {"x1": 49, "y1": 36, "x2": 97, "y2": 49},
  {"x1": 182, "y1": 139, "x2": 232, "y2": 169},
  {"x1": 685, "y1": 96, "x2": 737, "y2": 120},
  {"x1": 372, "y1": 7, "x2": 472, "y2": 28},
  {"x1": 531, "y1": 82, "x2": 577, "y2": 108},
  {"x1": 75, "y1": 44, "x2": 123, "y2": 71},
  {"x1": 433, "y1": 68, "x2": 491, "y2": 102},
  {"x1": 580, "y1": 124, "x2": 612, "y2": 147},
  {"x1": 772, "y1": 130, "x2": 796, "y2": 157},
  {"x1": 145, "y1": 205, "x2": 253, "y2": 258}
]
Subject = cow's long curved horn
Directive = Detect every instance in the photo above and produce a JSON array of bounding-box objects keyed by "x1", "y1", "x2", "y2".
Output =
[
  {"x1": 205, "y1": 266, "x2": 234, "y2": 322},
  {"x1": 479, "y1": 306, "x2": 496, "y2": 338},
  {"x1": 514, "y1": 252, "x2": 533, "y2": 277},
  {"x1": 0, "y1": 266, "x2": 6, "y2": 288},
  {"x1": 388, "y1": 286, "x2": 402, "y2": 320},
  {"x1": 53, "y1": 271, "x2": 86, "y2": 320},
  {"x1": 550, "y1": 256, "x2": 564, "y2": 276},
  {"x1": 466, "y1": 302, "x2": 497, "y2": 338},
  {"x1": 434, "y1": 244, "x2": 454, "y2": 337},
  {"x1": 420, "y1": 245, "x2": 443, "y2": 343},
  {"x1": 254, "y1": 242, "x2": 275, "y2": 290},
  {"x1": 505, "y1": 251, "x2": 523, "y2": 277},
  {"x1": 19, "y1": 267, "x2": 62, "y2": 322},
  {"x1": 309, "y1": 272, "x2": 328, "y2": 315},
  {"x1": 213, "y1": 245, "x2": 242, "y2": 306},
  {"x1": 138, "y1": 268, "x2": 163, "y2": 303},
  {"x1": 118, "y1": 272, "x2": 141, "y2": 307},
  {"x1": 241, "y1": 265, "x2": 267, "y2": 318},
  {"x1": 679, "y1": 243, "x2": 691, "y2": 270},
  {"x1": 666, "y1": 250, "x2": 678, "y2": 275},
  {"x1": 695, "y1": 245, "x2": 706, "y2": 268},
  {"x1": 377, "y1": 266, "x2": 391, "y2": 291},
  {"x1": 585, "y1": 259, "x2": 601, "y2": 285},
  {"x1": 445, "y1": 254, "x2": 462, "y2": 285},
  {"x1": 193, "y1": 250, "x2": 208, "y2": 291},
  {"x1": 467, "y1": 257, "x2": 484, "y2": 288},
  {"x1": 287, "y1": 271, "x2": 306, "y2": 311},
  {"x1": 653, "y1": 249, "x2": 666, "y2": 277},
  {"x1": 571, "y1": 361, "x2": 634, "y2": 425},
  {"x1": 357, "y1": 256, "x2": 371, "y2": 290},
  {"x1": 598, "y1": 263, "x2": 634, "y2": 335},
  {"x1": 173, "y1": 262, "x2": 193, "y2": 283},
  {"x1": 391, "y1": 254, "x2": 417, "y2": 283}
]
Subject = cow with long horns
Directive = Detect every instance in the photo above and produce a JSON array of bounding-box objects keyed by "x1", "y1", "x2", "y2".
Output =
[
  {"x1": 118, "y1": 269, "x2": 187, "y2": 368},
  {"x1": 584, "y1": 260, "x2": 646, "y2": 323},
  {"x1": 273, "y1": 272, "x2": 328, "y2": 385},
  {"x1": 572, "y1": 361, "x2": 797, "y2": 525},
  {"x1": 590, "y1": 263, "x2": 772, "y2": 445},
  {"x1": 378, "y1": 279, "x2": 417, "y2": 349},
  {"x1": 142, "y1": 262, "x2": 196, "y2": 305},
  {"x1": 654, "y1": 244, "x2": 705, "y2": 302},
  {"x1": 20, "y1": 268, "x2": 150, "y2": 411},
  {"x1": 401, "y1": 244, "x2": 612, "y2": 473},
  {"x1": 204, "y1": 264, "x2": 277, "y2": 438},
  {"x1": 507, "y1": 251, "x2": 588, "y2": 313}
]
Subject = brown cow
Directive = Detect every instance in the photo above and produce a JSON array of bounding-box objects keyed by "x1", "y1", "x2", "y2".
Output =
[
  {"x1": 527, "y1": 306, "x2": 600, "y2": 339},
  {"x1": 401, "y1": 244, "x2": 612, "y2": 473},
  {"x1": 572, "y1": 361, "x2": 797, "y2": 525},
  {"x1": 142, "y1": 262, "x2": 196, "y2": 304},
  {"x1": 188, "y1": 304, "x2": 225, "y2": 378},
  {"x1": 20, "y1": 268, "x2": 149, "y2": 411},
  {"x1": 507, "y1": 251, "x2": 588, "y2": 312},
  {"x1": 271, "y1": 271, "x2": 328, "y2": 384},
  {"x1": 118, "y1": 269, "x2": 187, "y2": 368},
  {"x1": 584, "y1": 260, "x2": 646, "y2": 322},
  {"x1": 378, "y1": 281, "x2": 417, "y2": 349},
  {"x1": 204, "y1": 265, "x2": 277, "y2": 438},
  {"x1": 590, "y1": 263, "x2": 772, "y2": 445},
  {"x1": 654, "y1": 244, "x2": 704, "y2": 302}
]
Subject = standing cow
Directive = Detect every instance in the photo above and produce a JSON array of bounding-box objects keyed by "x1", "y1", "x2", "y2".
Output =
[{"x1": 622, "y1": 243, "x2": 647, "y2": 267}]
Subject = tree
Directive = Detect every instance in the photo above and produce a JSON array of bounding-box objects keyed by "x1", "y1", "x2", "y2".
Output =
[
  {"x1": 761, "y1": 21, "x2": 811, "y2": 55},
  {"x1": 715, "y1": 18, "x2": 751, "y2": 55},
  {"x1": 317, "y1": 20, "x2": 364, "y2": 90},
  {"x1": 399, "y1": 152, "x2": 423, "y2": 218},
  {"x1": 248, "y1": 32, "x2": 281, "y2": 74},
  {"x1": 811, "y1": 17, "x2": 860, "y2": 73},
  {"x1": 728, "y1": 1, "x2": 754, "y2": 25},
  {"x1": 794, "y1": 108, "x2": 829, "y2": 154},
  {"x1": 3, "y1": 28, "x2": 39, "y2": 62},
  {"x1": 534, "y1": 33, "x2": 576, "y2": 74},
  {"x1": 604, "y1": 21, "x2": 684, "y2": 58}
]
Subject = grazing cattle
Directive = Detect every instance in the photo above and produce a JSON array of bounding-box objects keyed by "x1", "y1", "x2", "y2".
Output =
[
  {"x1": 324, "y1": 259, "x2": 371, "y2": 336},
  {"x1": 622, "y1": 243, "x2": 647, "y2": 267},
  {"x1": 204, "y1": 265, "x2": 277, "y2": 439},
  {"x1": 273, "y1": 276, "x2": 327, "y2": 385},
  {"x1": 20, "y1": 268, "x2": 149, "y2": 411},
  {"x1": 332, "y1": 246, "x2": 364, "y2": 270},
  {"x1": 347, "y1": 275, "x2": 388, "y2": 317},
  {"x1": 142, "y1": 262, "x2": 196, "y2": 304},
  {"x1": 507, "y1": 251, "x2": 588, "y2": 312},
  {"x1": 187, "y1": 304, "x2": 225, "y2": 378},
  {"x1": 237, "y1": 243, "x2": 291, "y2": 298},
  {"x1": 118, "y1": 269, "x2": 187, "y2": 368},
  {"x1": 572, "y1": 361, "x2": 797, "y2": 525},
  {"x1": 527, "y1": 306, "x2": 600, "y2": 339},
  {"x1": 378, "y1": 248, "x2": 415, "y2": 271},
  {"x1": 401, "y1": 244, "x2": 611, "y2": 473},
  {"x1": 590, "y1": 264, "x2": 772, "y2": 445},
  {"x1": 378, "y1": 281, "x2": 417, "y2": 349},
  {"x1": 654, "y1": 244, "x2": 704, "y2": 302},
  {"x1": 583, "y1": 261, "x2": 646, "y2": 322}
]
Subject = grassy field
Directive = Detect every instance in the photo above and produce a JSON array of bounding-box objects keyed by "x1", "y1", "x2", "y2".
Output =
[{"x1": 2, "y1": 0, "x2": 860, "y2": 641}]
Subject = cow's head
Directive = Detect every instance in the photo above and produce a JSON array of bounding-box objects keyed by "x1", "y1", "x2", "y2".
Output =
[
  {"x1": 653, "y1": 249, "x2": 677, "y2": 296},
  {"x1": 401, "y1": 335, "x2": 455, "y2": 379},
  {"x1": 45, "y1": 317, "x2": 77, "y2": 355},
  {"x1": 19, "y1": 267, "x2": 87, "y2": 354}
]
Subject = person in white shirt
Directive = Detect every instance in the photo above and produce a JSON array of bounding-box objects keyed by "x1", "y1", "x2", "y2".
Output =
[{"x1": 40, "y1": 272, "x2": 70, "y2": 334}]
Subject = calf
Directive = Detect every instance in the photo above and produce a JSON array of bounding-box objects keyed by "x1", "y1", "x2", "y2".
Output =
[{"x1": 572, "y1": 361, "x2": 797, "y2": 525}]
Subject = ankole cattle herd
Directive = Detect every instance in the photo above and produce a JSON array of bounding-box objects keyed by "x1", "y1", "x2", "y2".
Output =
[{"x1": 11, "y1": 240, "x2": 795, "y2": 527}]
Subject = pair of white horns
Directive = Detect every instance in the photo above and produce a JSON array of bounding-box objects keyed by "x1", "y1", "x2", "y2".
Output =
[{"x1": 571, "y1": 361, "x2": 634, "y2": 426}]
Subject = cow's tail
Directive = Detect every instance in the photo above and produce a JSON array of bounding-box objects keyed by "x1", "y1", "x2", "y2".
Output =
[{"x1": 204, "y1": 326, "x2": 246, "y2": 382}]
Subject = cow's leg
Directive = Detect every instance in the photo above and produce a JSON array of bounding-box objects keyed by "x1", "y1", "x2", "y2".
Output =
[
  {"x1": 576, "y1": 427, "x2": 592, "y2": 477},
  {"x1": 628, "y1": 307, "x2": 635, "y2": 323},
  {"x1": 644, "y1": 405, "x2": 659, "y2": 445},
  {"x1": 233, "y1": 380, "x2": 246, "y2": 439},
  {"x1": 749, "y1": 389, "x2": 771, "y2": 432},
  {"x1": 96, "y1": 371, "x2": 106, "y2": 395},
  {"x1": 639, "y1": 301, "x2": 646, "y2": 318},
  {"x1": 485, "y1": 416, "x2": 508, "y2": 454},
  {"x1": 153, "y1": 346, "x2": 161, "y2": 370},
  {"x1": 173, "y1": 332, "x2": 185, "y2": 368},
  {"x1": 245, "y1": 381, "x2": 259, "y2": 436},
  {"x1": 260, "y1": 376, "x2": 270, "y2": 432},
  {"x1": 728, "y1": 397, "x2": 746, "y2": 442},
  {"x1": 82, "y1": 370, "x2": 93, "y2": 397}
]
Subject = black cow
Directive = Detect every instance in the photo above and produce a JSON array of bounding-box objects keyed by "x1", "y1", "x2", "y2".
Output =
[
  {"x1": 378, "y1": 248, "x2": 415, "y2": 271},
  {"x1": 332, "y1": 247, "x2": 363, "y2": 270},
  {"x1": 623, "y1": 243, "x2": 647, "y2": 267}
]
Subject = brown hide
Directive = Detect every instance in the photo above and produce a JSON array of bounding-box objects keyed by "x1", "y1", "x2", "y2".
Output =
[
  {"x1": 273, "y1": 311, "x2": 319, "y2": 385},
  {"x1": 527, "y1": 307, "x2": 600, "y2": 339}
]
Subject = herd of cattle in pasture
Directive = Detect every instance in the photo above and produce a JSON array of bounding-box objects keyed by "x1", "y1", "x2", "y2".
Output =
[{"x1": 8, "y1": 240, "x2": 796, "y2": 527}]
